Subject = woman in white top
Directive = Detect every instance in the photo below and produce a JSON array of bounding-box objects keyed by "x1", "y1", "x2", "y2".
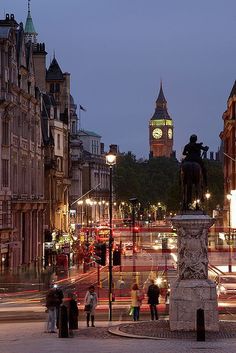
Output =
[{"x1": 84, "y1": 285, "x2": 98, "y2": 327}]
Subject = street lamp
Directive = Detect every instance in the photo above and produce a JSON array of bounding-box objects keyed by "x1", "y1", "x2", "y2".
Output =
[
  {"x1": 77, "y1": 200, "x2": 83, "y2": 225},
  {"x1": 205, "y1": 191, "x2": 211, "y2": 215},
  {"x1": 105, "y1": 148, "x2": 117, "y2": 321},
  {"x1": 227, "y1": 193, "x2": 232, "y2": 272},
  {"x1": 129, "y1": 197, "x2": 138, "y2": 282}
]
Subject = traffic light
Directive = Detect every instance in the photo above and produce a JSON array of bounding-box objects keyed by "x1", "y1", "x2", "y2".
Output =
[
  {"x1": 162, "y1": 238, "x2": 170, "y2": 253},
  {"x1": 113, "y1": 248, "x2": 121, "y2": 266},
  {"x1": 94, "y1": 243, "x2": 107, "y2": 266}
]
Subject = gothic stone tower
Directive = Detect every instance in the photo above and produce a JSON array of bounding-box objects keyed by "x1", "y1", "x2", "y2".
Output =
[{"x1": 149, "y1": 83, "x2": 174, "y2": 158}]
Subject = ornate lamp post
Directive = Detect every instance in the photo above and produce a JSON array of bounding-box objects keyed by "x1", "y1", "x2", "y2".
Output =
[
  {"x1": 227, "y1": 193, "x2": 232, "y2": 272},
  {"x1": 105, "y1": 149, "x2": 116, "y2": 321}
]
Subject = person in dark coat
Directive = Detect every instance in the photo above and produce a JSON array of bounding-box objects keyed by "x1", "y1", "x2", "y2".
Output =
[
  {"x1": 54, "y1": 285, "x2": 64, "y2": 329},
  {"x1": 67, "y1": 292, "x2": 79, "y2": 335},
  {"x1": 46, "y1": 288, "x2": 59, "y2": 333},
  {"x1": 147, "y1": 279, "x2": 160, "y2": 320}
]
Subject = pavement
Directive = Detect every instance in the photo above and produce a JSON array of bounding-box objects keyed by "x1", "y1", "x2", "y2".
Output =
[{"x1": 1, "y1": 319, "x2": 236, "y2": 353}]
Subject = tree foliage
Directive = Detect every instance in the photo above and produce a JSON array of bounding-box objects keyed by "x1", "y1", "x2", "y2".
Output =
[
  {"x1": 113, "y1": 153, "x2": 180, "y2": 212},
  {"x1": 204, "y1": 159, "x2": 224, "y2": 210},
  {"x1": 113, "y1": 152, "x2": 224, "y2": 213}
]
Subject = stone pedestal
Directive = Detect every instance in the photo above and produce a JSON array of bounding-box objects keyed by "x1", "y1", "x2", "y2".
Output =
[
  {"x1": 170, "y1": 279, "x2": 219, "y2": 331},
  {"x1": 169, "y1": 213, "x2": 219, "y2": 332}
]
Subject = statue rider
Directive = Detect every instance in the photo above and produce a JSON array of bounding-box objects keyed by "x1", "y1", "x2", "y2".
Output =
[{"x1": 182, "y1": 134, "x2": 209, "y2": 185}]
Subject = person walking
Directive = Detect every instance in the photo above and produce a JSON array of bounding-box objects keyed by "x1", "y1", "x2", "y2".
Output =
[
  {"x1": 131, "y1": 283, "x2": 143, "y2": 321},
  {"x1": 45, "y1": 288, "x2": 58, "y2": 333},
  {"x1": 67, "y1": 292, "x2": 79, "y2": 336},
  {"x1": 147, "y1": 279, "x2": 160, "y2": 320},
  {"x1": 84, "y1": 285, "x2": 98, "y2": 327}
]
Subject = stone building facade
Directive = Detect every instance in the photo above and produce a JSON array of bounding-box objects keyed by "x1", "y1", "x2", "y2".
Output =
[
  {"x1": 24, "y1": 3, "x2": 72, "y2": 261},
  {"x1": 0, "y1": 14, "x2": 45, "y2": 271},
  {"x1": 43, "y1": 57, "x2": 71, "y2": 239},
  {"x1": 220, "y1": 81, "x2": 236, "y2": 228},
  {"x1": 0, "y1": 5, "x2": 115, "y2": 272}
]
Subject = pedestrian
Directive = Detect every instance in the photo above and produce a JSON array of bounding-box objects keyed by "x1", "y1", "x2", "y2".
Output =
[
  {"x1": 131, "y1": 283, "x2": 143, "y2": 321},
  {"x1": 84, "y1": 285, "x2": 98, "y2": 327},
  {"x1": 54, "y1": 284, "x2": 64, "y2": 329},
  {"x1": 67, "y1": 292, "x2": 79, "y2": 336},
  {"x1": 147, "y1": 279, "x2": 160, "y2": 320},
  {"x1": 45, "y1": 288, "x2": 58, "y2": 333}
]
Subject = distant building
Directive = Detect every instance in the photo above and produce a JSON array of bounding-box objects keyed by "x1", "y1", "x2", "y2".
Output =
[
  {"x1": 76, "y1": 130, "x2": 112, "y2": 225},
  {"x1": 69, "y1": 95, "x2": 83, "y2": 207},
  {"x1": 149, "y1": 82, "x2": 174, "y2": 158}
]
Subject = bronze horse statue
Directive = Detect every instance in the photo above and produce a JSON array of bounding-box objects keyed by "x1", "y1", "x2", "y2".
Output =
[{"x1": 180, "y1": 161, "x2": 204, "y2": 211}]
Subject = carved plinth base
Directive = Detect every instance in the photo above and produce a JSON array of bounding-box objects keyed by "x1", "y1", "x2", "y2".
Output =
[
  {"x1": 170, "y1": 213, "x2": 219, "y2": 331},
  {"x1": 169, "y1": 279, "x2": 219, "y2": 331}
]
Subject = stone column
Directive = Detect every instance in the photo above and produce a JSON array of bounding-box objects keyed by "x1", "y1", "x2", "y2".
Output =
[{"x1": 169, "y1": 213, "x2": 219, "y2": 331}]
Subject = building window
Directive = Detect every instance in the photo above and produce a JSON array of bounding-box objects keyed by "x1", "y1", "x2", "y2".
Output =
[
  {"x1": 2, "y1": 159, "x2": 9, "y2": 187},
  {"x1": 2, "y1": 120, "x2": 9, "y2": 145},
  {"x1": 31, "y1": 161, "x2": 35, "y2": 195},
  {"x1": 55, "y1": 83, "x2": 60, "y2": 92},
  {"x1": 22, "y1": 113, "x2": 28, "y2": 139},
  {"x1": 38, "y1": 160, "x2": 42, "y2": 195},
  {"x1": 31, "y1": 124, "x2": 35, "y2": 142},
  {"x1": 72, "y1": 121, "x2": 76, "y2": 134},
  {"x1": 28, "y1": 81, "x2": 31, "y2": 94},
  {"x1": 13, "y1": 114, "x2": 18, "y2": 135},
  {"x1": 57, "y1": 157, "x2": 62, "y2": 171},
  {"x1": 2, "y1": 201, "x2": 8, "y2": 226},
  {"x1": 22, "y1": 166, "x2": 27, "y2": 193},
  {"x1": 13, "y1": 164, "x2": 17, "y2": 193},
  {"x1": 57, "y1": 134, "x2": 61, "y2": 149},
  {"x1": 50, "y1": 83, "x2": 54, "y2": 93},
  {"x1": 92, "y1": 140, "x2": 97, "y2": 155}
]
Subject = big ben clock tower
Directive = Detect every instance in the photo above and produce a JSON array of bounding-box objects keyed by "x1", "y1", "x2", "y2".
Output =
[{"x1": 149, "y1": 82, "x2": 174, "y2": 158}]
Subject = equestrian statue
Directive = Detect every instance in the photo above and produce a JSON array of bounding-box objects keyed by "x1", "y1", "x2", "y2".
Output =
[{"x1": 181, "y1": 134, "x2": 209, "y2": 211}]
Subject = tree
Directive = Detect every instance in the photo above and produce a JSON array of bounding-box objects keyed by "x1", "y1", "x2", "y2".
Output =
[
  {"x1": 113, "y1": 153, "x2": 180, "y2": 213},
  {"x1": 204, "y1": 159, "x2": 224, "y2": 211},
  {"x1": 113, "y1": 153, "x2": 223, "y2": 215}
]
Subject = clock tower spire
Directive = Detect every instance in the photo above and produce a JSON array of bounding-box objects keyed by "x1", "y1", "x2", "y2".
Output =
[{"x1": 149, "y1": 82, "x2": 174, "y2": 158}]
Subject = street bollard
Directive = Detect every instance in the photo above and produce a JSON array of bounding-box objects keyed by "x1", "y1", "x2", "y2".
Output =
[
  {"x1": 196, "y1": 308, "x2": 205, "y2": 341},
  {"x1": 58, "y1": 304, "x2": 69, "y2": 338}
]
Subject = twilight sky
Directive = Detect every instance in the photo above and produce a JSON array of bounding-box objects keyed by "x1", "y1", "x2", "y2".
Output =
[{"x1": 2, "y1": 0, "x2": 236, "y2": 159}]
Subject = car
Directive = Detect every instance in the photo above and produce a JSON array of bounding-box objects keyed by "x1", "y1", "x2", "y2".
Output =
[
  {"x1": 123, "y1": 245, "x2": 138, "y2": 257},
  {"x1": 216, "y1": 274, "x2": 236, "y2": 297}
]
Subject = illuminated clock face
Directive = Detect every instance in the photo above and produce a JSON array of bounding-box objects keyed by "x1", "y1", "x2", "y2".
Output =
[
  {"x1": 152, "y1": 128, "x2": 162, "y2": 139},
  {"x1": 168, "y1": 128, "x2": 173, "y2": 139}
]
